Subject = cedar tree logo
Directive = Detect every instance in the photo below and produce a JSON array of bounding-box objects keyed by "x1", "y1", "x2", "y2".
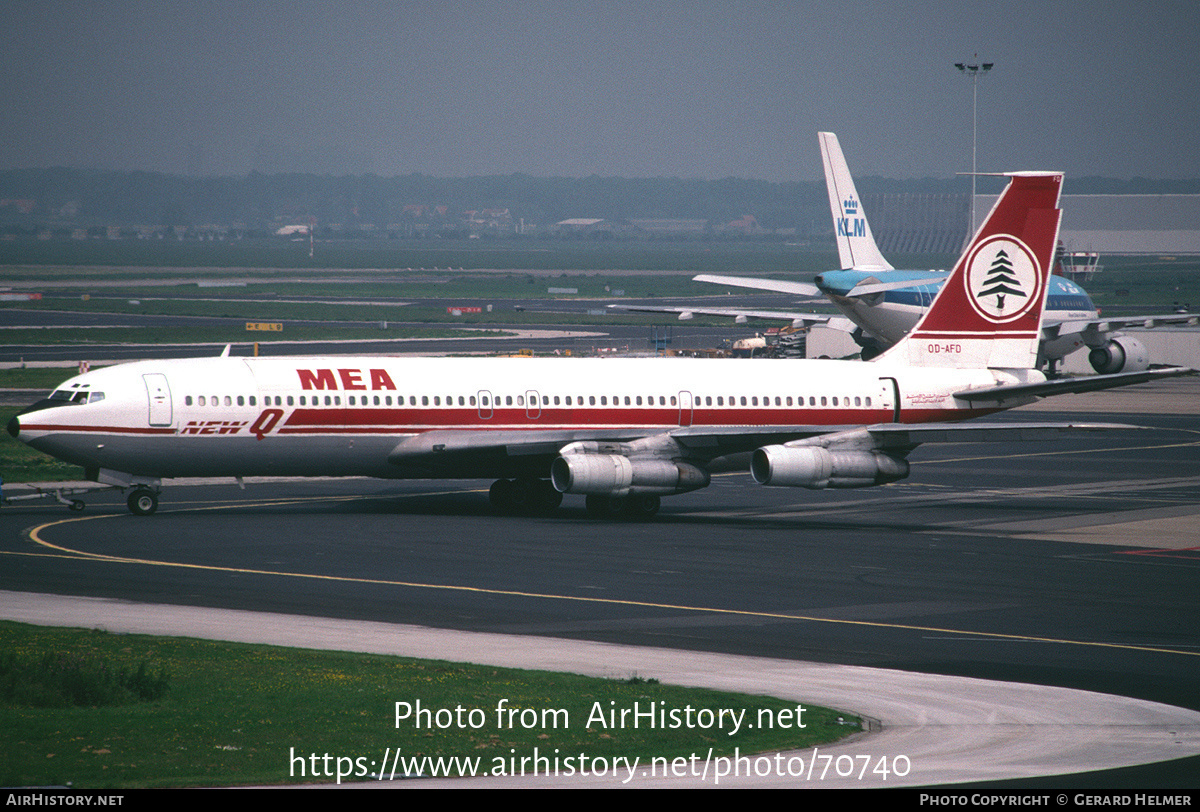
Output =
[{"x1": 964, "y1": 235, "x2": 1041, "y2": 323}]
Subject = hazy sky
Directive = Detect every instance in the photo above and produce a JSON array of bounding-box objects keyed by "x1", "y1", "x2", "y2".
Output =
[{"x1": 4, "y1": 0, "x2": 1199, "y2": 182}]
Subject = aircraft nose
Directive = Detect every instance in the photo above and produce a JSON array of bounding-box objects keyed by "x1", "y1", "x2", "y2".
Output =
[{"x1": 6, "y1": 415, "x2": 19, "y2": 439}]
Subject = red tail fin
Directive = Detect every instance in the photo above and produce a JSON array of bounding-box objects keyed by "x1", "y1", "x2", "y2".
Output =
[{"x1": 878, "y1": 172, "x2": 1063, "y2": 369}]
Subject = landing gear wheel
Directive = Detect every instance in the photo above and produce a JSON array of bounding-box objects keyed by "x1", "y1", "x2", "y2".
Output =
[
  {"x1": 69, "y1": 500, "x2": 85, "y2": 512},
  {"x1": 127, "y1": 488, "x2": 158, "y2": 516}
]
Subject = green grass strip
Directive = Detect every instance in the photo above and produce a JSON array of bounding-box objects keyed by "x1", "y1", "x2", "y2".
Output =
[{"x1": 0, "y1": 621, "x2": 859, "y2": 788}]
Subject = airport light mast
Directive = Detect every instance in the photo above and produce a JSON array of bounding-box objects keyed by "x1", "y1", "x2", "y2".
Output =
[{"x1": 955, "y1": 57, "x2": 993, "y2": 241}]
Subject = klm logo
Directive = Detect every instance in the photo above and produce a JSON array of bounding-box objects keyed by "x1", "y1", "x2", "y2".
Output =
[
  {"x1": 837, "y1": 197, "x2": 865, "y2": 237},
  {"x1": 837, "y1": 217, "x2": 867, "y2": 238}
]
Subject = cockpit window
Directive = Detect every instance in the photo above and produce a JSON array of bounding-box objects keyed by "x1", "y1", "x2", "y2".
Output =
[{"x1": 46, "y1": 389, "x2": 103, "y2": 405}]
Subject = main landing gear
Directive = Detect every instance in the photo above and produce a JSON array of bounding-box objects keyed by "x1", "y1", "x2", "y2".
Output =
[
  {"x1": 488, "y1": 479, "x2": 662, "y2": 520},
  {"x1": 126, "y1": 487, "x2": 159, "y2": 516}
]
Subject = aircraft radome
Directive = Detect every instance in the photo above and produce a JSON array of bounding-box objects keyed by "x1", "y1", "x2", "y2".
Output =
[{"x1": 7, "y1": 173, "x2": 1194, "y2": 517}]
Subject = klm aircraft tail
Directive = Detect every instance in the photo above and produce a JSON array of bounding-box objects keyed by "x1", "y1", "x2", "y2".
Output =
[
  {"x1": 819, "y1": 132, "x2": 893, "y2": 272},
  {"x1": 876, "y1": 172, "x2": 1064, "y2": 370}
]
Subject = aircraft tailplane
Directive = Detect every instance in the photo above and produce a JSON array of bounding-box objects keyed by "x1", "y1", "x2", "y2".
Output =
[
  {"x1": 819, "y1": 132, "x2": 893, "y2": 272},
  {"x1": 875, "y1": 172, "x2": 1063, "y2": 370}
]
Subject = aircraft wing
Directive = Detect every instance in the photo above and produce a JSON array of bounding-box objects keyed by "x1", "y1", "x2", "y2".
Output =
[
  {"x1": 607, "y1": 303, "x2": 832, "y2": 328},
  {"x1": 953, "y1": 366, "x2": 1196, "y2": 408},
  {"x1": 1043, "y1": 313, "x2": 1200, "y2": 340},
  {"x1": 853, "y1": 421, "x2": 1149, "y2": 447},
  {"x1": 674, "y1": 421, "x2": 1146, "y2": 448},
  {"x1": 385, "y1": 420, "x2": 1157, "y2": 493},
  {"x1": 692, "y1": 274, "x2": 823, "y2": 298},
  {"x1": 390, "y1": 420, "x2": 1151, "y2": 467}
]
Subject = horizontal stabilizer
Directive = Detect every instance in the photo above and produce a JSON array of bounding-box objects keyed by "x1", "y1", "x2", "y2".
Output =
[
  {"x1": 954, "y1": 366, "x2": 1196, "y2": 405},
  {"x1": 845, "y1": 274, "x2": 948, "y2": 297},
  {"x1": 607, "y1": 303, "x2": 830, "y2": 327},
  {"x1": 692, "y1": 274, "x2": 822, "y2": 298}
]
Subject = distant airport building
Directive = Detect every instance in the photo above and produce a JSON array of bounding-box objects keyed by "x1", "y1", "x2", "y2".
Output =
[
  {"x1": 630, "y1": 218, "x2": 709, "y2": 236},
  {"x1": 274, "y1": 224, "x2": 311, "y2": 236},
  {"x1": 863, "y1": 194, "x2": 1200, "y2": 255},
  {"x1": 1048, "y1": 195, "x2": 1200, "y2": 255},
  {"x1": 552, "y1": 218, "x2": 640, "y2": 238}
]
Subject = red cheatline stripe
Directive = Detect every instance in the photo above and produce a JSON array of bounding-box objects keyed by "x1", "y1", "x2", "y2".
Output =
[{"x1": 19, "y1": 423, "x2": 175, "y2": 435}]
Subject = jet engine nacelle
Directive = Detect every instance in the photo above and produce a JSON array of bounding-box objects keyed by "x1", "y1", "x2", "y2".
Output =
[
  {"x1": 550, "y1": 454, "x2": 710, "y2": 496},
  {"x1": 1088, "y1": 336, "x2": 1149, "y2": 375},
  {"x1": 750, "y1": 445, "x2": 909, "y2": 489}
]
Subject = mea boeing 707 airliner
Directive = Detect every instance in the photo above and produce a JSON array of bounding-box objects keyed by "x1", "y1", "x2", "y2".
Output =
[{"x1": 7, "y1": 173, "x2": 1193, "y2": 517}]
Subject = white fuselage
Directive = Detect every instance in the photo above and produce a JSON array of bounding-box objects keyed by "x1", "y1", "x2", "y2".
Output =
[{"x1": 14, "y1": 355, "x2": 1014, "y2": 483}]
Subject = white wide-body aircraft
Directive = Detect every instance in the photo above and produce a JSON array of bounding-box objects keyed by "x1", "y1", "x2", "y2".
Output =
[
  {"x1": 638, "y1": 133, "x2": 1198, "y2": 372},
  {"x1": 8, "y1": 173, "x2": 1192, "y2": 517}
]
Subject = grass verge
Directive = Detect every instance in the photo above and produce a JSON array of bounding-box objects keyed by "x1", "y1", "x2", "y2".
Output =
[{"x1": 0, "y1": 621, "x2": 860, "y2": 788}]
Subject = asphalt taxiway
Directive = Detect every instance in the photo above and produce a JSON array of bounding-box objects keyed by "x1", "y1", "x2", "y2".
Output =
[{"x1": 1, "y1": 379, "x2": 1198, "y2": 786}]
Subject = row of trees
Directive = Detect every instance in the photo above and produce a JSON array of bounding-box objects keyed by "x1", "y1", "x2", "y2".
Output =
[{"x1": 2, "y1": 168, "x2": 1197, "y2": 236}]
